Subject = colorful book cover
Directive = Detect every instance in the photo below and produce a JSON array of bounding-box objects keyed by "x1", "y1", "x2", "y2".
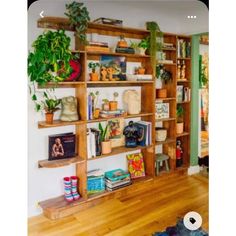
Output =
[
  {"x1": 105, "y1": 169, "x2": 130, "y2": 182},
  {"x1": 135, "y1": 122, "x2": 147, "y2": 146},
  {"x1": 126, "y1": 153, "x2": 145, "y2": 179}
]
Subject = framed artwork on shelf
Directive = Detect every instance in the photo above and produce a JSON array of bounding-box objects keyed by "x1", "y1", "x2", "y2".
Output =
[
  {"x1": 126, "y1": 153, "x2": 145, "y2": 179},
  {"x1": 155, "y1": 103, "x2": 170, "y2": 119}
]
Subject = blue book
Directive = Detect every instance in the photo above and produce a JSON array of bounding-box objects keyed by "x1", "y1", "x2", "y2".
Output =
[
  {"x1": 135, "y1": 122, "x2": 147, "y2": 146},
  {"x1": 105, "y1": 169, "x2": 130, "y2": 182}
]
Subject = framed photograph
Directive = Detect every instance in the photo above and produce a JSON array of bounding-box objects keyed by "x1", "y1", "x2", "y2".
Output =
[
  {"x1": 107, "y1": 118, "x2": 125, "y2": 148},
  {"x1": 177, "y1": 85, "x2": 184, "y2": 102},
  {"x1": 100, "y1": 55, "x2": 126, "y2": 80},
  {"x1": 155, "y1": 103, "x2": 169, "y2": 119},
  {"x1": 48, "y1": 133, "x2": 76, "y2": 161}
]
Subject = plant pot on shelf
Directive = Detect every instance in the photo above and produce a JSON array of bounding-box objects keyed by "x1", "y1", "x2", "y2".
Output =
[
  {"x1": 90, "y1": 72, "x2": 99, "y2": 81},
  {"x1": 45, "y1": 112, "x2": 54, "y2": 124},
  {"x1": 155, "y1": 128, "x2": 167, "y2": 142},
  {"x1": 176, "y1": 122, "x2": 184, "y2": 134},
  {"x1": 101, "y1": 140, "x2": 112, "y2": 154},
  {"x1": 138, "y1": 47, "x2": 146, "y2": 55},
  {"x1": 102, "y1": 102, "x2": 110, "y2": 111},
  {"x1": 93, "y1": 108, "x2": 100, "y2": 119},
  {"x1": 156, "y1": 88, "x2": 167, "y2": 98},
  {"x1": 137, "y1": 68, "x2": 145, "y2": 75},
  {"x1": 109, "y1": 101, "x2": 118, "y2": 111}
]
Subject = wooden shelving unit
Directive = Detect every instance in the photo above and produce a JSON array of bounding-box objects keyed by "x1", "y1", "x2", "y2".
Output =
[{"x1": 35, "y1": 17, "x2": 191, "y2": 219}]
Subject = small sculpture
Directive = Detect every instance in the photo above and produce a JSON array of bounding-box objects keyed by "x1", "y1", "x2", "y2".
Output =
[
  {"x1": 123, "y1": 121, "x2": 140, "y2": 147},
  {"x1": 107, "y1": 67, "x2": 115, "y2": 81},
  {"x1": 176, "y1": 139, "x2": 183, "y2": 167},
  {"x1": 180, "y1": 61, "x2": 186, "y2": 79},
  {"x1": 123, "y1": 90, "x2": 141, "y2": 115},
  {"x1": 101, "y1": 66, "x2": 108, "y2": 81},
  {"x1": 60, "y1": 96, "x2": 79, "y2": 121}
]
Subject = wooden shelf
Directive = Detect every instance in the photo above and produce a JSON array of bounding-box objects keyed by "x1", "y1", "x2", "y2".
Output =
[
  {"x1": 157, "y1": 62, "x2": 176, "y2": 66},
  {"x1": 162, "y1": 48, "x2": 176, "y2": 51},
  {"x1": 86, "y1": 51, "x2": 150, "y2": 58},
  {"x1": 177, "y1": 57, "x2": 191, "y2": 60},
  {"x1": 38, "y1": 120, "x2": 86, "y2": 129},
  {"x1": 156, "y1": 117, "x2": 176, "y2": 122},
  {"x1": 87, "y1": 80, "x2": 154, "y2": 87},
  {"x1": 176, "y1": 132, "x2": 189, "y2": 138},
  {"x1": 88, "y1": 145, "x2": 153, "y2": 161},
  {"x1": 87, "y1": 112, "x2": 153, "y2": 123},
  {"x1": 38, "y1": 81, "x2": 85, "y2": 88},
  {"x1": 155, "y1": 138, "x2": 176, "y2": 145},
  {"x1": 156, "y1": 97, "x2": 176, "y2": 102},
  {"x1": 38, "y1": 156, "x2": 85, "y2": 168},
  {"x1": 177, "y1": 101, "x2": 190, "y2": 104},
  {"x1": 177, "y1": 79, "x2": 190, "y2": 83}
]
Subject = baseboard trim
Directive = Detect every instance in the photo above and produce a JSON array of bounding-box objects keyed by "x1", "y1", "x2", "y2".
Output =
[{"x1": 188, "y1": 165, "x2": 200, "y2": 175}]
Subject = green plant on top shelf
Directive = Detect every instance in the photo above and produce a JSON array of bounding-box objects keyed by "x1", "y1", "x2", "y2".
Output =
[
  {"x1": 138, "y1": 37, "x2": 150, "y2": 49},
  {"x1": 65, "y1": 1, "x2": 90, "y2": 45},
  {"x1": 156, "y1": 65, "x2": 172, "y2": 84},
  {"x1": 98, "y1": 122, "x2": 109, "y2": 142},
  {"x1": 176, "y1": 105, "x2": 184, "y2": 123}
]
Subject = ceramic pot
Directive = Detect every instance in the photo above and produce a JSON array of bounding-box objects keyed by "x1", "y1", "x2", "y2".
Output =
[
  {"x1": 101, "y1": 140, "x2": 112, "y2": 154},
  {"x1": 45, "y1": 112, "x2": 54, "y2": 124},
  {"x1": 93, "y1": 108, "x2": 100, "y2": 119},
  {"x1": 138, "y1": 48, "x2": 146, "y2": 55},
  {"x1": 109, "y1": 101, "x2": 118, "y2": 111},
  {"x1": 138, "y1": 68, "x2": 145, "y2": 74},
  {"x1": 155, "y1": 129, "x2": 167, "y2": 142},
  {"x1": 90, "y1": 72, "x2": 99, "y2": 81},
  {"x1": 176, "y1": 122, "x2": 184, "y2": 134},
  {"x1": 156, "y1": 88, "x2": 167, "y2": 98},
  {"x1": 102, "y1": 103, "x2": 110, "y2": 111}
]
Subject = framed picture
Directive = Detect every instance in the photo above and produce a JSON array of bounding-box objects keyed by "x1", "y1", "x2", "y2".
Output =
[
  {"x1": 155, "y1": 103, "x2": 169, "y2": 119},
  {"x1": 126, "y1": 153, "x2": 145, "y2": 179},
  {"x1": 48, "y1": 133, "x2": 76, "y2": 161},
  {"x1": 107, "y1": 118, "x2": 125, "y2": 148},
  {"x1": 100, "y1": 55, "x2": 126, "y2": 80},
  {"x1": 177, "y1": 85, "x2": 184, "y2": 102}
]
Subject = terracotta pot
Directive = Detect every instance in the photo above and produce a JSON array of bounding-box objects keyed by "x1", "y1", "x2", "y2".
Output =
[
  {"x1": 138, "y1": 68, "x2": 145, "y2": 74},
  {"x1": 176, "y1": 122, "x2": 184, "y2": 134},
  {"x1": 93, "y1": 108, "x2": 100, "y2": 119},
  {"x1": 156, "y1": 89, "x2": 167, "y2": 98},
  {"x1": 90, "y1": 72, "x2": 99, "y2": 81},
  {"x1": 101, "y1": 140, "x2": 112, "y2": 154},
  {"x1": 102, "y1": 103, "x2": 110, "y2": 111},
  {"x1": 45, "y1": 112, "x2": 54, "y2": 124},
  {"x1": 109, "y1": 101, "x2": 118, "y2": 111}
]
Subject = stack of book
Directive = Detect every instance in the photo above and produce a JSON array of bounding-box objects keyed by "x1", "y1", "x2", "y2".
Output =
[
  {"x1": 177, "y1": 39, "x2": 191, "y2": 58},
  {"x1": 99, "y1": 109, "x2": 126, "y2": 118},
  {"x1": 163, "y1": 42, "x2": 175, "y2": 50},
  {"x1": 105, "y1": 169, "x2": 131, "y2": 191},
  {"x1": 86, "y1": 41, "x2": 110, "y2": 53},
  {"x1": 87, "y1": 169, "x2": 105, "y2": 195},
  {"x1": 126, "y1": 74, "x2": 152, "y2": 81},
  {"x1": 177, "y1": 86, "x2": 191, "y2": 102},
  {"x1": 135, "y1": 121, "x2": 152, "y2": 146},
  {"x1": 87, "y1": 128, "x2": 101, "y2": 159},
  {"x1": 115, "y1": 47, "x2": 135, "y2": 54}
]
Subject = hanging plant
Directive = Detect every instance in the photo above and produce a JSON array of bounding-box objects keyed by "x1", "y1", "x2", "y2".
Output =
[
  {"x1": 146, "y1": 21, "x2": 163, "y2": 76},
  {"x1": 65, "y1": 1, "x2": 90, "y2": 45}
]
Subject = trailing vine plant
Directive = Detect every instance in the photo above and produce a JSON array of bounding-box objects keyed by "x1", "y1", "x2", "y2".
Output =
[{"x1": 65, "y1": 1, "x2": 90, "y2": 45}]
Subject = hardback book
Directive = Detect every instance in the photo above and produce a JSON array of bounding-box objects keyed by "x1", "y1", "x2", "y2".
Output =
[
  {"x1": 105, "y1": 169, "x2": 130, "y2": 182},
  {"x1": 88, "y1": 41, "x2": 108, "y2": 47},
  {"x1": 115, "y1": 47, "x2": 135, "y2": 54},
  {"x1": 126, "y1": 74, "x2": 153, "y2": 81},
  {"x1": 126, "y1": 153, "x2": 145, "y2": 179},
  {"x1": 183, "y1": 87, "x2": 191, "y2": 102},
  {"x1": 105, "y1": 178, "x2": 131, "y2": 188},
  {"x1": 135, "y1": 121, "x2": 152, "y2": 146},
  {"x1": 155, "y1": 103, "x2": 170, "y2": 119},
  {"x1": 87, "y1": 169, "x2": 105, "y2": 195},
  {"x1": 106, "y1": 182, "x2": 132, "y2": 191},
  {"x1": 90, "y1": 128, "x2": 102, "y2": 156},
  {"x1": 85, "y1": 45, "x2": 110, "y2": 52},
  {"x1": 177, "y1": 85, "x2": 184, "y2": 102},
  {"x1": 48, "y1": 133, "x2": 76, "y2": 161},
  {"x1": 138, "y1": 120, "x2": 152, "y2": 146}
]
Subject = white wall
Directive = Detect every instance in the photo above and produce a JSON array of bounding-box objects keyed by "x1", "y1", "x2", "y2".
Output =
[{"x1": 28, "y1": 0, "x2": 208, "y2": 217}]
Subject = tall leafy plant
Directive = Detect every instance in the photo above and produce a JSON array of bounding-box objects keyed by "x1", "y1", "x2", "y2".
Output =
[
  {"x1": 98, "y1": 123, "x2": 109, "y2": 142},
  {"x1": 65, "y1": 1, "x2": 90, "y2": 45},
  {"x1": 146, "y1": 21, "x2": 163, "y2": 75}
]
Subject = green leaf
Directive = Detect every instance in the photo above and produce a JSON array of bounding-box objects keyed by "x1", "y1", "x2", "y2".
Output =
[{"x1": 32, "y1": 94, "x2": 37, "y2": 101}]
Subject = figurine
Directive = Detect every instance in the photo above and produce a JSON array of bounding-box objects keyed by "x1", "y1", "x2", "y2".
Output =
[
  {"x1": 101, "y1": 66, "x2": 108, "y2": 81},
  {"x1": 60, "y1": 96, "x2": 79, "y2": 121},
  {"x1": 177, "y1": 60, "x2": 181, "y2": 79},
  {"x1": 176, "y1": 139, "x2": 183, "y2": 167},
  {"x1": 123, "y1": 90, "x2": 141, "y2": 115},
  {"x1": 107, "y1": 67, "x2": 115, "y2": 81},
  {"x1": 123, "y1": 121, "x2": 140, "y2": 147},
  {"x1": 180, "y1": 60, "x2": 186, "y2": 79}
]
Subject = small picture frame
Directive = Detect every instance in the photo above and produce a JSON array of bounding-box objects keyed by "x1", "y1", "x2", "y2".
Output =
[{"x1": 155, "y1": 103, "x2": 169, "y2": 119}]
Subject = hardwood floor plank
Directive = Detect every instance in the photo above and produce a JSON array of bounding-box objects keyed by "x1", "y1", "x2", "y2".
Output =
[{"x1": 28, "y1": 174, "x2": 208, "y2": 236}]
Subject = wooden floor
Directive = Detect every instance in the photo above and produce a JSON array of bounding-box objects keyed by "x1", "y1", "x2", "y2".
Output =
[{"x1": 28, "y1": 174, "x2": 208, "y2": 236}]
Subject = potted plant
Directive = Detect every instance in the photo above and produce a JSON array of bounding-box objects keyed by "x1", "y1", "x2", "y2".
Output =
[
  {"x1": 65, "y1": 1, "x2": 90, "y2": 45},
  {"x1": 98, "y1": 123, "x2": 111, "y2": 154},
  {"x1": 88, "y1": 62, "x2": 100, "y2": 81},
  {"x1": 109, "y1": 92, "x2": 119, "y2": 111},
  {"x1": 102, "y1": 99, "x2": 110, "y2": 111},
  {"x1": 138, "y1": 37, "x2": 149, "y2": 55},
  {"x1": 176, "y1": 105, "x2": 184, "y2": 134},
  {"x1": 130, "y1": 41, "x2": 139, "y2": 54},
  {"x1": 90, "y1": 91, "x2": 100, "y2": 119},
  {"x1": 136, "y1": 66, "x2": 146, "y2": 75},
  {"x1": 33, "y1": 91, "x2": 61, "y2": 124}
]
